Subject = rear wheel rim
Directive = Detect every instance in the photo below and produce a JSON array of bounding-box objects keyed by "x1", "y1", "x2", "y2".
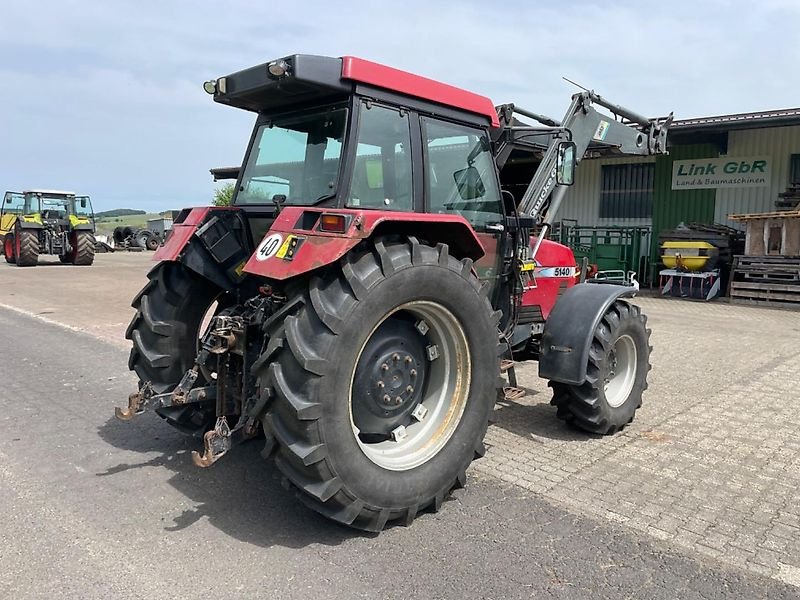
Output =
[
  {"x1": 604, "y1": 334, "x2": 637, "y2": 408},
  {"x1": 349, "y1": 301, "x2": 471, "y2": 471}
]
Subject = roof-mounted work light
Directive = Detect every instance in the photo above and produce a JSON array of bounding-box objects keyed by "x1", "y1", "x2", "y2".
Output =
[
  {"x1": 203, "y1": 78, "x2": 227, "y2": 95},
  {"x1": 267, "y1": 59, "x2": 290, "y2": 79}
]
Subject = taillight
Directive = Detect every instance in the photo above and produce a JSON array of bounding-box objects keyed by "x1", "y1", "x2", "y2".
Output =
[{"x1": 318, "y1": 213, "x2": 347, "y2": 233}]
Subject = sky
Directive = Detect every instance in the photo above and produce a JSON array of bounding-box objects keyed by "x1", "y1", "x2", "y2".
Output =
[{"x1": 1, "y1": 1, "x2": 798, "y2": 213}]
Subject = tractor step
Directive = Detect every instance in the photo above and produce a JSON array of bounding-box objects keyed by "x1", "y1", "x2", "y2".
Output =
[
  {"x1": 503, "y1": 386, "x2": 526, "y2": 401},
  {"x1": 500, "y1": 359, "x2": 519, "y2": 388}
]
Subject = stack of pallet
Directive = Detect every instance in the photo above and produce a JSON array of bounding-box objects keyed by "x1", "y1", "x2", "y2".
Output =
[
  {"x1": 729, "y1": 255, "x2": 800, "y2": 308},
  {"x1": 728, "y1": 209, "x2": 800, "y2": 309},
  {"x1": 776, "y1": 184, "x2": 800, "y2": 210}
]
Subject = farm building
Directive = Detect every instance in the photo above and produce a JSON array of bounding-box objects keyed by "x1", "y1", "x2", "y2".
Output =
[{"x1": 557, "y1": 107, "x2": 800, "y2": 286}]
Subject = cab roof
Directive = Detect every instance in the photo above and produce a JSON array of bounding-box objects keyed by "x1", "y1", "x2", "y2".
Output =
[
  {"x1": 212, "y1": 54, "x2": 499, "y2": 127},
  {"x1": 23, "y1": 189, "x2": 76, "y2": 197}
]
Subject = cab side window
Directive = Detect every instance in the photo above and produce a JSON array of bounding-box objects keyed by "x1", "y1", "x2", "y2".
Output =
[
  {"x1": 348, "y1": 104, "x2": 413, "y2": 211},
  {"x1": 2, "y1": 192, "x2": 24, "y2": 214},
  {"x1": 421, "y1": 118, "x2": 503, "y2": 228}
]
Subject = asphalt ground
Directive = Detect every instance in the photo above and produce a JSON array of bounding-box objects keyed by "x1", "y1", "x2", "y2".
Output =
[{"x1": 0, "y1": 252, "x2": 798, "y2": 599}]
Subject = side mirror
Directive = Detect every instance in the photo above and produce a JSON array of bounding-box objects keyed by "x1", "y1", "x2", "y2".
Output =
[
  {"x1": 454, "y1": 166, "x2": 486, "y2": 200},
  {"x1": 556, "y1": 141, "x2": 577, "y2": 186}
]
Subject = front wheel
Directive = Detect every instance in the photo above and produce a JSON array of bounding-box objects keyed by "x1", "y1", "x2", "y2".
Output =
[
  {"x1": 550, "y1": 300, "x2": 651, "y2": 435},
  {"x1": 3, "y1": 234, "x2": 15, "y2": 264},
  {"x1": 256, "y1": 237, "x2": 501, "y2": 531}
]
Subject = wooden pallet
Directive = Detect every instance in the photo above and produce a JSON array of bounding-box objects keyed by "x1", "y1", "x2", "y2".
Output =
[
  {"x1": 732, "y1": 256, "x2": 800, "y2": 283},
  {"x1": 730, "y1": 281, "x2": 800, "y2": 309},
  {"x1": 729, "y1": 209, "x2": 800, "y2": 220},
  {"x1": 734, "y1": 255, "x2": 800, "y2": 265}
]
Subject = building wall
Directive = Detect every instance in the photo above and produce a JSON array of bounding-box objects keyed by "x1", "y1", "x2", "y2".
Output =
[
  {"x1": 714, "y1": 125, "x2": 800, "y2": 227},
  {"x1": 560, "y1": 125, "x2": 800, "y2": 231},
  {"x1": 558, "y1": 154, "x2": 655, "y2": 228}
]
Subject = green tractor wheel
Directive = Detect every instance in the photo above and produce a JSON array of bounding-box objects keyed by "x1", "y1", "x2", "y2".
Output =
[
  {"x1": 15, "y1": 226, "x2": 39, "y2": 267},
  {"x1": 65, "y1": 231, "x2": 96, "y2": 265}
]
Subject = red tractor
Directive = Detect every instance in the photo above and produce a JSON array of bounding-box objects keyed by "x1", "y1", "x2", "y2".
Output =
[{"x1": 117, "y1": 55, "x2": 671, "y2": 531}]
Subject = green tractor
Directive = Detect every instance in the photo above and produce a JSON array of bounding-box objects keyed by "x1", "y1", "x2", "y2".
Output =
[{"x1": 2, "y1": 190, "x2": 96, "y2": 267}]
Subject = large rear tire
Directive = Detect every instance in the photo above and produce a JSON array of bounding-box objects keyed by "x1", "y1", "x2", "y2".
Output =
[
  {"x1": 550, "y1": 300, "x2": 651, "y2": 435},
  {"x1": 256, "y1": 237, "x2": 501, "y2": 531},
  {"x1": 71, "y1": 231, "x2": 95, "y2": 265},
  {"x1": 126, "y1": 262, "x2": 222, "y2": 433},
  {"x1": 15, "y1": 226, "x2": 39, "y2": 267}
]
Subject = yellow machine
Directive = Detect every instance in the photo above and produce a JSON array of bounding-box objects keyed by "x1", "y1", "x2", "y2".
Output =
[
  {"x1": 660, "y1": 240, "x2": 718, "y2": 272},
  {"x1": 2, "y1": 189, "x2": 96, "y2": 267}
]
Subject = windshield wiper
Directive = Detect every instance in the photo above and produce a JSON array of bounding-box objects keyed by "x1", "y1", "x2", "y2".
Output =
[
  {"x1": 312, "y1": 192, "x2": 337, "y2": 206},
  {"x1": 271, "y1": 194, "x2": 286, "y2": 215}
]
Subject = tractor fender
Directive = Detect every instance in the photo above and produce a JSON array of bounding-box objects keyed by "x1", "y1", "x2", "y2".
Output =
[
  {"x1": 152, "y1": 206, "x2": 250, "y2": 292},
  {"x1": 16, "y1": 219, "x2": 43, "y2": 230},
  {"x1": 243, "y1": 207, "x2": 484, "y2": 280},
  {"x1": 538, "y1": 283, "x2": 636, "y2": 385},
  {"x1": 153, "y1": 207, "x2": 217, "y2": 261}
]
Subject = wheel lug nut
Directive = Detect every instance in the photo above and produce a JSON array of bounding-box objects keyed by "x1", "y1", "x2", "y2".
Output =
[
  {"x1": 395, "y1": 396, "x2": 402, "y2": 405},
  {"x1": 406, "y1": 385, "x2": 413, "y2": 393},
  {"x1": 381, "y1": 364, "x2": 389, "y2": 372},
  {"x1": 410, "y1": 369, "x2": 417, "y2": 377},
  {"x1": 383, "y1": 394, "x2": 391, "y2": 403},
  {"x1": 405, "y1": 356, "x2": 412, "y2": 365},
  {"x1": 392, "y1": 353, "x2": 400, "y2": 362},
  {"x1": 377, "y1": 381, "x2": 385, "y2": 389}
]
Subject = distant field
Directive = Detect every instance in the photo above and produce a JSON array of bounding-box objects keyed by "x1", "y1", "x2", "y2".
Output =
[{"x1": 94, "y1": 213, "x2": 163, "y2": 235}]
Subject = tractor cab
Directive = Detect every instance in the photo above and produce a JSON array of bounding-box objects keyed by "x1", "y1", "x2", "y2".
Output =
[
  {"x1": 205, "y1": 55, "x2": 530, "y2": 298},
  {"x1": 208, "y1": 56, "x2": 506, "y2": 217}
]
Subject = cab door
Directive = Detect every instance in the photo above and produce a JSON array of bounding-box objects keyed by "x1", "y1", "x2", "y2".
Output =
[
  {"x1": 1, "y1": 192, "x2": 24, "y2": 236},
  {"x1": 420, "y1": 118, "x2": 505, "y2": 297}
]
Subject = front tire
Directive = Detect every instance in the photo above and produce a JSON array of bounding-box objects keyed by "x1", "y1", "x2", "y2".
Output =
[
  {"x1": 3, "y1": 234, "x2": 15, "y2": 264},
  {"x1": 550, "y1": 300, "x2": 651, "y2": 434},
  {"x1": 126, "y1": 262, "x2": 221, "y2": 432},
  {"x1": 256, "y1": 237, "x2": 501, "y2": 531}
]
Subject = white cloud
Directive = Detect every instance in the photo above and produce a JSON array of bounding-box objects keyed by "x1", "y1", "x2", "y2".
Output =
[{"x1": 0, "y1": 0, "x2": 797, "y2": 211}]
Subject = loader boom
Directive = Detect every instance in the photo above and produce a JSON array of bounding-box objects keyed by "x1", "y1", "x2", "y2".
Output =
[{"x1": 502, "y1": 90, "x2": 671, "y2": 258}]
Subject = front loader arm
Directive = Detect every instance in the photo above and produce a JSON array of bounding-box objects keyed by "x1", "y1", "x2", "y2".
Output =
[{"x1": 514, "y1": 91, "x2": 672, "y2": 221}]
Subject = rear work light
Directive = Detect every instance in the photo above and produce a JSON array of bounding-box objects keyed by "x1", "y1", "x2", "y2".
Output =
[{"x1": 318, "y1": 213, "x2": 347, "y2": 233}]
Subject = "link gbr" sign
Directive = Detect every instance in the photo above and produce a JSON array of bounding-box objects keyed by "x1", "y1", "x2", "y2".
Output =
[{"x1": 671, "y1": 156, "x2": 770, "y2": 190}]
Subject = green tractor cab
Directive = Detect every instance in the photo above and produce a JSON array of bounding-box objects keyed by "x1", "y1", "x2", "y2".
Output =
[{"x1": 2, "y1": 190, "x2": 96, "y2": 266}]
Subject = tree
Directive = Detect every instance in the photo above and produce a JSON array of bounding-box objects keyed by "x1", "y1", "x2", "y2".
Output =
[{"x1": 213, "y1": 183, "x2": 235, "y2": 206}]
